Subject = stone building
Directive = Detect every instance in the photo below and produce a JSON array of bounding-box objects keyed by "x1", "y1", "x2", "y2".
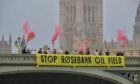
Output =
[
  {"x1": 60, "y1": 0, "x2": 103, "y2": 51},
  {"x1": 104, "y1": 3, "x2": 140, "y2": 56},
  {"x1": 60, "y1": 0, "x2": 140, "y2": 56},
  {"x1": 0, "y1": 34, "x2": 12, "y2": 54}
]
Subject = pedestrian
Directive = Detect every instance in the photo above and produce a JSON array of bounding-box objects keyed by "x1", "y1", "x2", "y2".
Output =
[
  {"x1": 58, "y1": 47, "x2": 64, "y2": 54},
  {"x1": 27, "y1": 49, "x2": 31, "y2": 54},
  {"x1": 121, "y1": 51, "x2": 124, "y2": 56},
  {"x1": 99, "y1": 49, "x2": 103, "y2": 55},
  {"x1": 53, "y1": 48, "x2": 57, "y2": 54},
  {"x1": 79, "y1": 50, "x2": 84, "y2": 55},
  {"x1": 38, "y1": 48, "x2": 42, "y2": 54},
  {"x1": 94, "y1": 49, "x2": 98, "y2": 55},
  {"x1": 116, "y1": 51, "x2": 121, "y2": 56},
  {"x1": 65, "y1": 50, "x2": 70, "y2": 54},
  {"x1": 47, "y1": 48, "x2": 51, "y2": 54},
  {"x1": 22, "y1": 47, "x2": 27, "y2": 54},
  {"x1": 105, "y1": 50, "x2": 110, "y2": 56},
  {"x1": 86, "y1": 48, "x2": 90, "y2": 55}
]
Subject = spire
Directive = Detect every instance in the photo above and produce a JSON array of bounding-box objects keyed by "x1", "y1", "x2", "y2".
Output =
[
  {"x1": 104, "y1": 39, "x2": 106, "y2": 49},
  {"x1": 137, "y1": 3, "x2": 140, "y2": 15},
  {"x1": 111, "y1": 38, "x2": 114, "y2": 49},
  {"x1": 9, "y1": 33, "x2": 12, "y2": 44},
  {"x1": 135, "y1": 1, "x2": 140, "y2": 42},
  {"x1": 9, "y1": 33, "x2": 12, "y2": 51}
]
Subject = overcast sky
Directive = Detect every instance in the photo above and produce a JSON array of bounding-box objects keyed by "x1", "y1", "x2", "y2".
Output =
[{"x1": 0, "y1": 0, "x2": 139, "y2": 53}]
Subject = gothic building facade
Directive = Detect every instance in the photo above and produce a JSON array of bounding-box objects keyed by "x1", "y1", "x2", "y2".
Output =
[
  {"x1": 0, "y1": 34, "x2": 12, "y2": 54},
  {"x1": 104, "y1": 4, "x2": 140, "y2": 56},
  {"x1": 60, "y1": 0, "x2": 103, "y2": 51},
  {"x1": 60, "y1": 0, "x2": 140, "y2": 56}
]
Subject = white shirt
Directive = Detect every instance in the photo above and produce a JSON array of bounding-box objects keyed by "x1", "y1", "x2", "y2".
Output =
[
  {"x1": 47, "y1": 50, "x2": 51, "y2": 54},
  {"x1": 58, "y1": 49, "x2": 63, "y2": 54},
  {"x1": 94, "y1": 51, "x2": 98, "y2": 55}
]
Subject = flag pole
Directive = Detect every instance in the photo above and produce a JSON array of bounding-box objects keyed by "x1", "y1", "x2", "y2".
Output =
[
  {"x1": 111, "y1": 37, "x2": 115, "y2": 55},
  {"x1": 104, "y1": 39, "x2": 107, "y2": 55}
]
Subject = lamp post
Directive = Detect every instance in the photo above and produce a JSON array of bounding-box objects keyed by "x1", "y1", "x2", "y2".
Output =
[{"x1": 15, "y1": 36, "x2": 26, "y2": 54}]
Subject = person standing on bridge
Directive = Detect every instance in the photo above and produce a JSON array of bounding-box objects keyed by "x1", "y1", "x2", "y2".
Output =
[
  {"x1": 94, "y1": 49, "x2": 99, "y2": 55},
  {"x1": 22, "y1": 47, "x2": 27, "y2": 54},
  {"x1": 38, "y1": 48, "x2": 42, "y2": 54},
  {"x1": 52, "y1": 48, "x2": 57, "y2": 54},
  {"x1": 86, "y1": 48, "x2": 90, "y2": 55},
  {"x1": 47, "y1": 48, "x2": 51, "y2": 54},
  {"x1": 99, "y1": 49, "x2": 103, "y2": 56},
  {"x1": 105, "y1": 50, "x2": 110, "y2": 56},
  {"x1": 58, "y1": 47, "x2": 64, "y2": 54}
]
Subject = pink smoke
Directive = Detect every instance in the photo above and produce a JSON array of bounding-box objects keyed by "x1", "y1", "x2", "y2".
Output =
[
  {"x1": 78, "y1": 39, "x2": 89, "y2": 53},
  {"x1": 52, "y1": 24, "x2": 61, "y2": 46},
  {"x1": 23, "y1": 21, "x2": 30, "y2": 34},
  {"x1": 22, "y1": 21, "x2": 36, "y2": 43},
  {"x1": 117, "y1": 29, "x2": 127, "y2": 48},
  {"x1": 27, "y1": 31, "x2": 35, "y2": 43}
]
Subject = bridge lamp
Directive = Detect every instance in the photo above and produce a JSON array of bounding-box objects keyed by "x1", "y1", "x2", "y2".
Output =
[{"x1": 15, "y1": 36, "x2": 26, "y2": 54}]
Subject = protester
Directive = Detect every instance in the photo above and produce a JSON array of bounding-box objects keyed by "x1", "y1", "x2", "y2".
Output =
[
  {"x1": 86, "y1": 48, "x2": 90, "y2": 55},
  {"x1": 47, "y1": 48, "x2": 51, "y2": 54},
  {"x1": 105, "y1": 50, "x2": 110, "y2": 56},
  {"x1": 38, "y1": 48, "x2": 42, "y2": 54},
  {"x1": 35, "y1": 46, "x2": 126, "y2": 56},
  {"x1": 22, "y1": 47, "x2": 27, "y2": 54},
  {"x1": 121, "y1": 51, "x2": 124, "y2": 56},
  {"x1": 72, "y1": 49, "x2": 75, "y2": 54},
  {"x1": 53, "y1": 48, "x2": 57, "y2": 54},
  {"x1": 27, "y1": 49, "x2": 31, "y2": 54},
  {"x1": 116, "y1": 51, "x2": 123, "y2": 56},
  {"x1": 79, "y1": 50, "x2": 84, "y2": 55},
  {"x1": 65, "y1": 50, "x2": 70, "y2": 54},
  {"x1": 31, "y1": 49, "x2": 37, "y2": 54},
  {"x1": 43, "y1": 46, "x2": 47, "y2": 54},
  {"x1": 94, "y1": 49, "x2": 98, "y2": 55},
  {"x1": 99, "y1": 49, "x2": 103, "y2": 55},
  {"x1": 58, "y1": 47, "x2": 64, "y2": 54},
  {"x1": 73, "y1": 49, "x2": 78, "y2": 54}
]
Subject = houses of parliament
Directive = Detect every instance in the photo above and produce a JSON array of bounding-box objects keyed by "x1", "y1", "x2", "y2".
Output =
[
  {"x1": 0, "y1": 34, "x2": 12, "y2": 54},
  {"x1": 1, "y1": 0, "x2": 140, "y2": 56},
  {"x1": 59, "y1": 0, "x2": 140, "y2": 56}
]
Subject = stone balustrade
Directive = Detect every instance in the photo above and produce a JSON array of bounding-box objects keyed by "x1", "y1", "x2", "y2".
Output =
[{"x1": 0, "y1": 54, "x2": 139, "y2": 67}]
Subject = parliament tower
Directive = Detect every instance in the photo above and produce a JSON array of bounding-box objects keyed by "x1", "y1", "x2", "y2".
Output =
[
  {"x1": 60, "y1": 0, "x2": 103, "y2": 51},
  {"x1": 134, "y1": 3, "x2": 140, "y2": 49},
  {"x1": 0, "y1": 34, "x2": 12, "y2": 54}
]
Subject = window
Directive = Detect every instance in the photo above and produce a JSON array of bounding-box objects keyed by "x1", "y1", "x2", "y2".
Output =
[
  {"x1": 84, "y1": 5, "x2": 94, "y2": 24},
  {"x1": 65, "y1": 5, "x2": 76, "y2": 24}
]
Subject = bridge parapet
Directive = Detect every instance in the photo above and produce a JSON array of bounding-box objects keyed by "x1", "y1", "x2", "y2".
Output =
[
  {"x1": 0, "y1": 54, "x2": 139, "y2": 84},
  {"x1": 126, "y1": 57, "x2": 140, "y2": 66},
  {"x1": 0, "y1": 54, "x2": 140, "y2": 67},
  {"x1": 0, "y1": 54, "x2": 36, "y2": 65}
]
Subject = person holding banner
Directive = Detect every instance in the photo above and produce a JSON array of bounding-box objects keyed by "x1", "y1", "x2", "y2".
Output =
[
  {"x1": 72, "y1": 49, "x2": 78, "y2": 54},
  {"x1": 94, "y1": 49, "x2": 99, "y2": 55},
  {"x1": 105, "y1": 50, "x2": 110, "y2": 56},
  {"x1": 116, "y1": 51, "x2": 124, "y2": 56},
  {"x1": 58, "y1": 47, "x2": 64, "y2": 54},
  {"x1": 38, "y1": 48, "x2": 42, "y2": 54},
  {"x1": 85, "y1": 48, "x2": 90, "y2": 55},
  {"x1": 79, "y1": 50, "x2": 84, "y2": 55},
  {"x1": 52, "y1": 48, "x2": 57, "y2": 54},
  {"x1": 47, "y1": 48, "x2": 51, "y2": 54},
  {"x1": 65, "y1": 50, "x2": 70, "y2": 54},
  {"x1": 99, "y1": 49, "x2": 103, "y2": 55}
]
